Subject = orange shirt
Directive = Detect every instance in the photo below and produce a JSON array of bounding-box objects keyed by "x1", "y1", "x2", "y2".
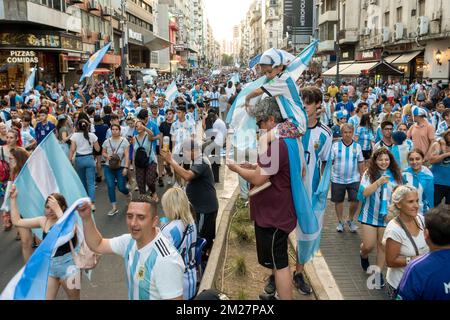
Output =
[{"x1": 407, "y1": 122, "x2": 435, "y2": 155}]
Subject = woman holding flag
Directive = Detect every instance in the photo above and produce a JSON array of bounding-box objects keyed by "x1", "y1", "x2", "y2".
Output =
[
  {"x1": 357, "y1": 148, "x2": 403, "y2": 288},
  {"x1": 9, "y1": 186, "x2": 80, "y2": 300}
]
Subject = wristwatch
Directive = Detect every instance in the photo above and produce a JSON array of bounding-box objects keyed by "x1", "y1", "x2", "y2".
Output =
[{"x1": 405, "y1": 257, "x2": 411, "y2": 265}]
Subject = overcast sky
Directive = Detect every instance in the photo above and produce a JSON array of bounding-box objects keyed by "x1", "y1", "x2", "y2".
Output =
[{"x1": 204, "y1": 0, "x2": 254, "y2": 42}]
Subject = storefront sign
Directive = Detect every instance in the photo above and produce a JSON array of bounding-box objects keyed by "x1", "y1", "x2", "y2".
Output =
[
  {"x1": 298, "y1": 0, "x2": 314, "y2": 34},
  {"x1": 173, "y1": 44, "x2": 185, "y2": 51},
  {"x1": 357, "y1": 49, "x2": 382, "y2": 61},
  {"x1": 61, "y1": 36, "x2": 82, "y2": 51},
  {"x1": 101, "y1": 54, "x2": 121, "y2": 65},
  {"x1": 0, "y1": 32, "x2": 60, "y2": 48},
  {"x1": 7, "y1": 51, "x2": 38, "y2": 63},
  {"x1": 128, "y1": 29, "x2": 143, "y2": 42}
]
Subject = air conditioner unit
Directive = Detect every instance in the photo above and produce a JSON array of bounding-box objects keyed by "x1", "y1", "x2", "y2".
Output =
[
  {"x1": 431, "y1": 10, "x2": 442, "y2": 21},
  {"x1": 417, "y1": 16, "x2": 429, "y2": 36},
  {"x1": 369, "y1": 0, "x2": 377, "y2": 5},
  {"x1": 88, "y1": 0, "x2": 99, "y2": 11},
  {"x1": 364, "y1": 27, "x2": 371, "y2": 36},
  {"x1": 102, "y1": 6, "x2": 112, "y2": 17},
  {"x1": 394, "y1": 22, "x2": 404, "y2": 40},
  {"x1": 382, "y1": 27, "x2": 390, "y2": 42}
]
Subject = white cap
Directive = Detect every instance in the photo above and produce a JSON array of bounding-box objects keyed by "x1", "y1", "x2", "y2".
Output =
[{"x1": 258, "y1": 48, "x2": 296, "y2": 68}]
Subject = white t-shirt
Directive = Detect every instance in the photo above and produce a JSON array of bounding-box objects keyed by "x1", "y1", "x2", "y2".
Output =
[
  {"x1": 70, "y1": 132, "x2": 98, "y2": 155},
  {"x1": 109, "y1": 231, "x2": 185, "y2": 300},
  {"x1": 212, "y1": 118, "x2": 228, "y2": 147},
  {"x1": 102, "y1": 137, "x2": 130, "y2": 167},
  {"x1": 382, "y1": 216, "x2": 429, "y2": 289}
]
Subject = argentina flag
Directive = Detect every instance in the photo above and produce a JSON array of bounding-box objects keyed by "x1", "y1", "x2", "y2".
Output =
[
  {"x1": 8, "y1": 133, "x2": 87, "y2": 239},
  {"x1": 79, "y1": 42, "x2": 112, "y2": 82},
  {"x1": 0, "y1": 198, "x2": 90, "y2": 300},
  {"x1": 24, "y1": 67, "x2": 37, "y2": 94},
  {"x1": 165, "y1": 80, "x2": 179, "y2": 103}
]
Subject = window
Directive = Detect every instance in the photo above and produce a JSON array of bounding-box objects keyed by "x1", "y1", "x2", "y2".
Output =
[
  {"x1": 342, "y1": 3, "x2": 346, "y2": 29},
  {"x1": 373, "y1": 16, "x2": 379, "y2": 35},
  {"x1": 384, "y1": 12, "x2": 390, "y2": 27},
  {"x1": 269, "y1": 31, "x2": 273, "y2": 38},
  {"x1": 418, "y1": 0, "x2": 425, "y2": 16},
  {"x1": 396, "y1": 7, "x2": 402, "y2": 22},
  {"x1": 326, "y1": 0, "x2": 337, "y2": 12}
]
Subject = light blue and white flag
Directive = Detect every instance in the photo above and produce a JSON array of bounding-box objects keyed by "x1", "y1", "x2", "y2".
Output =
[
  {"x1": 24, "y1": 67, "x2": 36, "y2": 94},
  {"x1": 8, "y1": 133, "x2": 87, "y2": 239},
  {"x1": 0, "y1": 197, "x2": 90, "y2": 300},
  {"x1": 79, "y1": 42, "x2": 112, "y2": 82},
  {"x1": 165, "y1": 80, "x2": 179, "y2": 103},
  {"x1": 249, "y1": 54, "x2": 262, "y2": 70}
]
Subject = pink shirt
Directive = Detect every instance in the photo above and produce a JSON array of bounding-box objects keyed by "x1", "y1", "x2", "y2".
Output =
[{"x1": 407, "y1": 122, "x2": 435, "y2": 155}]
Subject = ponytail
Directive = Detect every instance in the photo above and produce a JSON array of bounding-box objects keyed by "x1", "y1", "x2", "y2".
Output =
[{"x1": 77, "y1": 119, "x2": 91, "y2": 146}]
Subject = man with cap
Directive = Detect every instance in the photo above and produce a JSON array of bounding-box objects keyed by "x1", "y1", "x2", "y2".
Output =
[
  {"x1": 327, "y1": 81, "x2": 339, "y2": 98},
  {"x1": 331, "y1": 110, "x2": 348, "y2": 142},
  {"x1": 407, "y1": 106, "x2": 436, "y2": 156}
]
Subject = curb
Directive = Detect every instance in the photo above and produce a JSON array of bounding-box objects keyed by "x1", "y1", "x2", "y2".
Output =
[
  {"x1": 288, "y1": 233, "x2": 344, "y2": 300},
  {"x1": 198, "y1": 187, "x2": 240, "y2": 293}
]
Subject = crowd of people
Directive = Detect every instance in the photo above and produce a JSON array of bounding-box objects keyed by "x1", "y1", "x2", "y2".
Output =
[{"x1": 1, "y1": 49, "x2": 449, "y2": 301}]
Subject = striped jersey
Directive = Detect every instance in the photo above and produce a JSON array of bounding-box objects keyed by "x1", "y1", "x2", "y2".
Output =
[
  {"x1": 161, "y1": 220, "x2": 197, "y2": 300},
  {"x1": 348, "y1": 115, "x2": 361, "y2": 129},
  {"x1": 436, "y1": 121, "x2": 449, "y2": 137},
  {"x1": 390, "y1": 140, "x2": 414, "y2": 171},
  {"x1": 331, "y1": 140, "x2": 364, "y2": 184},
  {"x1": 355, "y1": 126, "x2": 374, "y2": 151},
  {"x1": 109, "y1": 231, "x2": 185, "y2": 300},
  {"x1": 261, "y1": 72, "x2": 308, "y2": 135},
  {"x1": 403, "y1": 166, "x2": 434, "y2": 215},
  {"x1": 357, "y1": 169, "x2": 400, "y2": 227},
  {"x1": 302, "y1": 122, "x2": 333, "y2": 195}
]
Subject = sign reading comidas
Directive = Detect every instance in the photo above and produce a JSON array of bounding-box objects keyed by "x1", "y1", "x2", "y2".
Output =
[{"x1": 7, "y1": 51, "x2": 38, "y2": 63}]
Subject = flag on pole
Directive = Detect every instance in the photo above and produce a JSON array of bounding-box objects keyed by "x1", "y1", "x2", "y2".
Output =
[
  {"x1": 165, "y1": 80, "x2": 179, "y2": 103},
  {"x1": 24, "y1": 67, "x2": 36, "y2": 94},
  {"x1": 0, "y1": 198, "x2": 90, "y2": 300},
  {"x1": 79, "y1": 43, "x2": 112, "y2": 82},
  {"x1": 8, "y1": 132, "x2": 87, "y2": 239}
]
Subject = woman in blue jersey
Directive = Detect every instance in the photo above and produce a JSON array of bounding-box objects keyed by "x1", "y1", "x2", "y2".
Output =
[
  {"x1": 358, "y1": 148, "x2": 403, "y2": 288},
  {"x1": 160, "y1": 187, "x2": 197, "y2": 300},
  {"x1": 354, "y1": 113, "x2": 375, "y2": 171},
  {"x1": 429, "y1": 129, "x2": 450, "y2": 206},
  {"x1": 402, "y1": 149, "x2": 434, "y2": 215}
]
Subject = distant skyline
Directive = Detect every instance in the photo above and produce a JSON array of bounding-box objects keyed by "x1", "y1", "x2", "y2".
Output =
[{"x1": 204, "y1": 0, "x2": 254, "y2": 42}]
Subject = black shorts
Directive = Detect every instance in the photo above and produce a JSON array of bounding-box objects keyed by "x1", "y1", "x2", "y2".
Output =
[
  {"x1": 331, "y1": 182, "x2": 360, "y2": 203},
  {"x1": 254, "y1": 224, "x2": 289, "y2": 270},
  {"x1": 93, "y1": 145, "x2": 103, "y2": 157},
  {"x1": 362, "y1": 149, "x2": 372, "y2": 160}
]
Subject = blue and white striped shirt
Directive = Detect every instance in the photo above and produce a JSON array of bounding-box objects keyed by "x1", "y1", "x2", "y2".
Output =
[
  {"x1": 403, "y1": 166, "x2": 434, "y2": 215},
  {"x1": 331, "y1": 140, "x2": 364, "y2": 184},
  {"x1": 109, "y1": 231, "x2": 185, "y2": 300},
  {"x1": 436, "y1": 120, "x2": 449, "y2": 137},
  {"x1": 355, "y1": 126, "x2": 374, "y2": 151},
  {"x1": 348, "y1": 115, "x2": 361, "y2": 129},
  {"x1": 161, "y1": 220, "x2": 197, "y2": 300}
]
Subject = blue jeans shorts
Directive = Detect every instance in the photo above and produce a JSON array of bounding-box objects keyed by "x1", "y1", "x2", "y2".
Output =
[{"x1": 49, "y1": 252, "x2": 79, "y2": 280}]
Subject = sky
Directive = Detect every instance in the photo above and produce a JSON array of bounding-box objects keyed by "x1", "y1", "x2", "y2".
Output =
[{"x1": 204, "y1": 0, "x2": 254, "y2": 42}]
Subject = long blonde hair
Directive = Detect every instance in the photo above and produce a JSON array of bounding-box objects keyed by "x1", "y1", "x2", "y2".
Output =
[
  {"x1": 161, "y1": 187, "x2": 195, "y2": 225},
  {"x1": 387, "y1": 185, "x2": 418, "y2": 221}
]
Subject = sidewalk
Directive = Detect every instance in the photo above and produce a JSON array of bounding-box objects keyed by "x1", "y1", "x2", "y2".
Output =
[{"x1": 319, "y1": 200, "x2": 389, "y2": 300}]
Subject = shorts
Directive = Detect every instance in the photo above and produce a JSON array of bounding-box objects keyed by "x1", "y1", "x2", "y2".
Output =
[
  {"x1": 254, "y1": 224, "x2": 289, "y2": 270},
  {"x1": 331, "y1": 182, "x2": 360, "y2": 203},
  {"x1": 49, "y1": 252, "x2": 79, "y2": 280},
  {"x1": 362, "y1": 149, "x2": 372, "y2": 160},
  {"x1": 93, "y1": 145, "x2": 103, "y2": 157}
]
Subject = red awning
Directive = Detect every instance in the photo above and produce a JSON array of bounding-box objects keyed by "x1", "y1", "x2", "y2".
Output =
[{"x1": 93, "y1": 68, "x2": 111, "y2": 74}]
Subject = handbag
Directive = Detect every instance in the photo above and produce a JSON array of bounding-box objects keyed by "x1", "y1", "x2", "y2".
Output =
[
  {"x1": 108, "y1": 138, "x2": 124, "y2": 170},
  {"x1": 69, "y1": 230, "x2": 101, "y2": 270}
]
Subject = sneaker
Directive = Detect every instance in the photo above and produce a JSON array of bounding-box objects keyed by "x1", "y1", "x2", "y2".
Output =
[
  {"x1": 347, "y1": 220, "x2": 358, "y2": 233},
  {"x1": 263, "y1": 275, "x2": 276, "y2": 295},
  {"x1": 259, "y1": 292, "x2": 278, "y2": 300},
  {"x1": 336, "y1": 221, "x2": 344, "y2": 233},
  {"x1": 293, "y1": 272, "x2": 312, "y2": 295},
  {"x1": 360, "y1": 254, "x2": 370, "y2": 272},
  {"x1": 107, "y1": 209, "x2": 119, "y2": 216}
]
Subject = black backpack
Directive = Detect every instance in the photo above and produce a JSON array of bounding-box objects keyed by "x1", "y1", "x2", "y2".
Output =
[{"x1": 135, "y1": 134, "x2": 151, "y2": 169}]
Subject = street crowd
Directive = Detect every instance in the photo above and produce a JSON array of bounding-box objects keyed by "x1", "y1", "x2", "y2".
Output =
[{"x1": 0, "y1": 47, "x2": 449, "y2": 301}]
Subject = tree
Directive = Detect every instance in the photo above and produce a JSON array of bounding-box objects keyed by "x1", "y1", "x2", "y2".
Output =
[{"x1": 221, "y1": 54, "x2": 234, "y2": 67}]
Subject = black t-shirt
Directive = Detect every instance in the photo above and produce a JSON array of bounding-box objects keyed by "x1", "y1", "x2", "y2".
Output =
[
  {"x1": 186, "y1": 156, "x2": 219, "y2": 214},
  {"x1": 102, "y1": 115, "x2": 112, "y2": 127}
]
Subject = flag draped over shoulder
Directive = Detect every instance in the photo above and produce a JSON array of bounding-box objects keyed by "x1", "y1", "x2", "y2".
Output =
[
  {"x1": 11, "y1": 133, "x2": 87, "y2": 239},
  {"x1": 0, "y1": 198, "x2": 90, "y2": 300},
  {"x1": 165, "y1": 80, "x2": 179, "y2": 103},
  {"x1": 284, "y1": 138, "x2": 332, "y2": 264},
  {"x1": 79, "y1": 43, "x2": 112, "y2": 82}
]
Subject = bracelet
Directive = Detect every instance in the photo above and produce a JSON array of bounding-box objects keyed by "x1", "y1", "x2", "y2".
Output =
[{"x1": 405, "y1": 256, "x2": 411, "y2": 265}]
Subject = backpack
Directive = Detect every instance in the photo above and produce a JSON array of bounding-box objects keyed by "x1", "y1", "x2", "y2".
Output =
[
  {"x1": 134, "y1": 134, "x2": 151, "y2": 169},
  {"x1": 108, "y1": 138, "x2": 124, "y2": 170},
  {"x1": 69, "y1": 232, "x2": 101, "y2": 270},
  {"x1": 0, "y1": 147, "x2": 10, "y2": 182}
]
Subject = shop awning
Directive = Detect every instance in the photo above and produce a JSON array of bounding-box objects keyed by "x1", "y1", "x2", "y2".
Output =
[
  {"x1": 392, "y1": 51, "x2": 423, "y2": 64},
  {"x1": 384, "y1": 54, "x2": 402, "y2": 64},
  {"x1": 369, "y1": 61, "x2": 404, "y2": 76},
  {"x1": 144, "y1": 35, "x2": 171, "y2": 51},
  {"x1": 322, "y1": 63, "x2": 353, "y2": 76},
  {"x1": 93, "y1": 68, "x2": 111, "y2": 74},
  {"x1": 340, "y1": 62, "x2": 378, "y2": 75}
]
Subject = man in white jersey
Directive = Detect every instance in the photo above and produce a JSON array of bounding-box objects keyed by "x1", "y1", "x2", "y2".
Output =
[
  {"x1": 331, "y1": 123, "x2": 365, "y2": 232},
  {"x1": 78, "y1": 195, "x2": 185, "y2": 300}
]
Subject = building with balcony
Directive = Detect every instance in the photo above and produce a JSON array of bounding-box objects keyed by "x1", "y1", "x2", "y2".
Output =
[{"x1": 262, "y1": 0, "x2": 284, "y2": 50}]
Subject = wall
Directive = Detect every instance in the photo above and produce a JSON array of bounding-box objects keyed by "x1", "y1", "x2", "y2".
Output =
[{"x1": 424, "y1": 39, "x2": 450, "y2": 82}]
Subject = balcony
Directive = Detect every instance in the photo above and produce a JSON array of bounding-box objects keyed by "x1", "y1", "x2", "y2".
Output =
[
  {"x1": 319, "y1": 10, "x2": 338, "y2": 24},
  {"x1": 318, "y1": 40, "x2": 335, "y2": 53},
  {"x1": 339, "y1": 30, "x2": 359, "y2": 44}
]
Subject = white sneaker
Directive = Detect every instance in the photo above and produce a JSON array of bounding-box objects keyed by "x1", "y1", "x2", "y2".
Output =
[
  {"x1": 107, "y1": 209, "x2": 119, "y2": 216},
  {"x1": 347, "y1": 220, "x2": 358, "y2": 233},
  {"x1": 336, "y1": 222, "x2": 344, "y2": 233}
]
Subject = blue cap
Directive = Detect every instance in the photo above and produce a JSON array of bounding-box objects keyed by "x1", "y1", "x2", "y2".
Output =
[{"x1": 335, "y1": 110, "x2": 348, "y2": 120}]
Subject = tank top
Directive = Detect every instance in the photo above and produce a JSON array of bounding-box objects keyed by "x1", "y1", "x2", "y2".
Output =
[
  {"x1": 431, "y1": 149, "x2": 450, "y2": 187},
  {"x1": 42, "y1": 219, "x2": 77, "y2": 257}
]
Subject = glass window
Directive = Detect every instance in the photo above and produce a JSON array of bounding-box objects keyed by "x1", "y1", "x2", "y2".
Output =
[
  {"x1": 397, "y1": 7, "x2": 403, "y2": 22},
  {"x1": 419, "y1": 0, "x2": 425, "y2": 16},
  {"x1": 384, "y1": 12, "x2": 390, "y2": 27}
]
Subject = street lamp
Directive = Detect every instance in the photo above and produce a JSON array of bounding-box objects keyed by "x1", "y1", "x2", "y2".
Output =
[{"x1": 435, "y1": 49, "x2": 442, "y2": 65}]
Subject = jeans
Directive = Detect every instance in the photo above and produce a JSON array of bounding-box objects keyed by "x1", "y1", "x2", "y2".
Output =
[
  {"x1": 103, "y1": 165, "x2": 129, "y2": 204},
  {"x1": 75, "y1": 155, "x2": 96, "y2": 203}
]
